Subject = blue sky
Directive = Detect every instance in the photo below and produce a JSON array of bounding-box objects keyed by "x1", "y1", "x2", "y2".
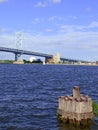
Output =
[{"x1": 0, "y1": 0, "x2": 98, "y2": 61}]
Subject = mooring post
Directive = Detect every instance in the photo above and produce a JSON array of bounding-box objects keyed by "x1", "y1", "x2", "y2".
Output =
[
  {"x1": 73, "y1": 86, "x2": 80, "y2": 99},
  {"x1": 57, "y1": 86, "x2": 94, "y2": 126}
]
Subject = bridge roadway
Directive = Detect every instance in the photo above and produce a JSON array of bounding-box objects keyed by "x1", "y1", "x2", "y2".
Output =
[
  {"x1": 0, "y1": 47, "x2": 53, "y2": 60},
  {"x1": 60, "y1": 57, "x2": 89, "y2": 63},
  {"x1": 0, "y1": 47, "x2": 87, "y2": 63}
]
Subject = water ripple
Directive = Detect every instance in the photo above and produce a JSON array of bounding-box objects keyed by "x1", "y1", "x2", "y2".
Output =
[{"x1": 0, "y1": 64, "x2": 98, "y2": 130}]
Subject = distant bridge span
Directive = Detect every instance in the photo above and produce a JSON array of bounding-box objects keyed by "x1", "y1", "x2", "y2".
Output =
[
  {"x1": 0, "y1": 47, "x2": 53, "y2": 61},
  {"x1": 0, "y1": 47, "x2": 88, "y2": 63}
]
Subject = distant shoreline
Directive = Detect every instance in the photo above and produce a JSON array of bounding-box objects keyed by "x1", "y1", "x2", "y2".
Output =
[
  {"x1": 0, "y1": 63, "x2": 97, "y2": 67},
  {"x1": 0, "y1": 60, "x2": 97, "y2": 66}
]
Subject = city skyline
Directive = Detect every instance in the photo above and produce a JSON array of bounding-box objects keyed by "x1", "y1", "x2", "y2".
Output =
[{"x1": 0, "y1": 0, "x2": 98, "y2": 61}]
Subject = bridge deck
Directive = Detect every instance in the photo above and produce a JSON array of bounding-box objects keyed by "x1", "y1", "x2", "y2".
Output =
[
  {"x1": 0, "y1": 47, "x2": 89, "y2": 63},
  {"x1": 0, "y1": 47, "x2": 53, "y2": 58}
]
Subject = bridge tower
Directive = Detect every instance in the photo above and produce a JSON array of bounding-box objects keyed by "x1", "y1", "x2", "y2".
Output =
[{"x1": 15, "y1": 32, "x2": 23, "y2": 61}]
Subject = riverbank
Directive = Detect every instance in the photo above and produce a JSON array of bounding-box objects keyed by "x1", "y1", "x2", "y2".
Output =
[{"x1": 0, "y1": 60, "x2": 97, "y2": 66}]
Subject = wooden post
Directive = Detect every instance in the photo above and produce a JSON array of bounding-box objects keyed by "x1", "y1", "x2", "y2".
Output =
[
  {"x1": 57, "y1": 86, "x2": 94, "y2": 126},
  {"x1": 73, "y1": 86, "x2": 80, "y2": 99}
]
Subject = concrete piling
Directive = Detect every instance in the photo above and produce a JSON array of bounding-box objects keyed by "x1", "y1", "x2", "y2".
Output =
[{"x1": 57, "y1": 86, "x2": 94, "y2": 126}]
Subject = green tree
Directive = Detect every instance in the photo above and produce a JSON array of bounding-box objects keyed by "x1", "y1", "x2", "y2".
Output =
[{"x1": 93, "y1": 101, "x2": 98, "y2": 117}]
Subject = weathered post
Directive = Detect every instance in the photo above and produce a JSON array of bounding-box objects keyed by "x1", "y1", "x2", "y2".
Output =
[
  {"x1": 73, "y1": 86, "x2": 80, "y2": 99},
  {"x1": 57, "y1": 86, "x2": 94, "y2": 126}
]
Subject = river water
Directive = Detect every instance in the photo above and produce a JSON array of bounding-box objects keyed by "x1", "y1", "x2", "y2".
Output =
[{"x1": 0, "y1": 64, "x2": 98, "y2": 130}]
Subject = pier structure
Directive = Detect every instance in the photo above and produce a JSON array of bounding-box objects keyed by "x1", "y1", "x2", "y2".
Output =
[
  {"x1": 45, "y1": 53, "x2": 60, "y2": 64},
  {"x1": 57, "y1": 86, "x2": 94, "y2": 126}
]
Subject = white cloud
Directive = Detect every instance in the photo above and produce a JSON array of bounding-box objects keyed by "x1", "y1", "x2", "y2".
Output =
[
  {"x1": 0, "y1": 28, "x2": 7, "y2": 33},
  {"x1": 59, "y1": 21, "x2": 98, "y2": 33},
  {"x1": 86, "y1": 7, "x2": 92, "y2": 12},
  {"x1": 48, "y1": 16, "x2": 64, "y2": 21},
  {"x1": 0, "y1": 34, "x2": 15, "y2": 48},
  {"x1": 1, "y1": 21, "x2": 98, "y2": 61},
  {"x1": 34, "y1": 1, "x2": 47, "y2": 8},
  {"x1": 32, "y1": 18, "x2": 42, "y2": 24},
  {"x1": 45, "y1": 28, "x2": 53, "y2": 32},
  {"x1": 89, "y1": 21, "x2": 98, "y2": 28},
  {"x1": 34, "y1": 0, "x2": 61, "y2": 8},
  {"x1": 50, "y1": 0, "x2": 61, "y2": 4},
  {"x1": 60, "y1": 25, "x2": 85, "y2": 32},
  {"x1": 1, "y1": 30, "x2": 98, "y2": 53},
  {"x1": 20, "y1": 31, "x2": 98, "y2": 61},
  {"x1": 48, "y1": 16, "x2": 56, "y2": 21},
  {"x1": 69, "y1": 16, "x2": 78, "y2": 20},
  {"x1": 0, "y1": 0, "x2": 8, "y2": 3}
]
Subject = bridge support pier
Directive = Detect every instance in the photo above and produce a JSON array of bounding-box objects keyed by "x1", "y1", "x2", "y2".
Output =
[
  {"x1": 45, "y1": 53, "x2": 60, "y2": 64},
  {"x1": 45, "y1": 57, "x2": 53, "y2": 63},
  {"x1": 14, "y1": 53, "x2": 24, "y2": 64},
  {"x1": 15, "y1": 53, "x2": 22, "y2": 61}
]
